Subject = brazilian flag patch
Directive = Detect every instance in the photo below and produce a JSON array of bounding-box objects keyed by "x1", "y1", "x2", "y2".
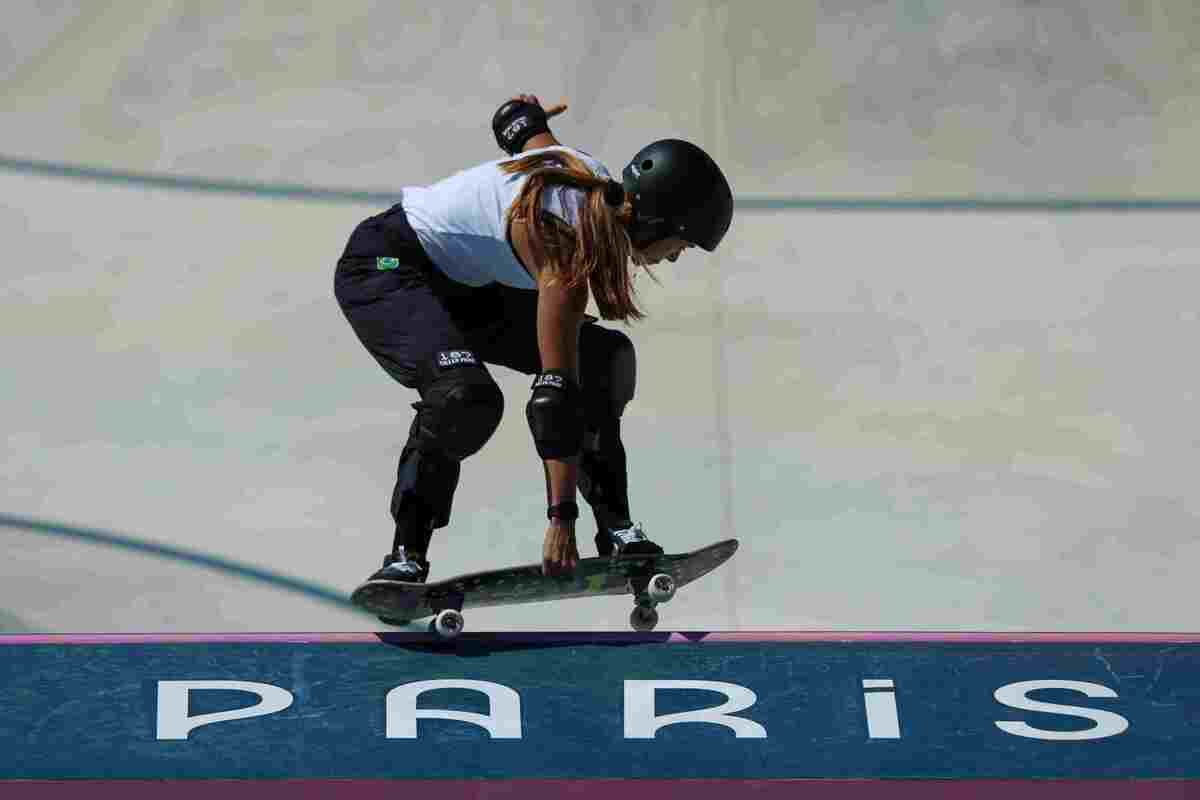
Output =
[{"x1": 376, "y1": 257, "x2": 400, "y2": 271}]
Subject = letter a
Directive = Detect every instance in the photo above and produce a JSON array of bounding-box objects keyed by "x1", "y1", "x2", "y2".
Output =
[{"x1": 386, "y1": 679, "x2": 521, "y2": 739}]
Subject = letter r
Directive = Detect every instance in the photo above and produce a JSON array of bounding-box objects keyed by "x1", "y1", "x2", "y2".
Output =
[{"x1": 623, "y1": 680, "x2": 767, "y2": 739}]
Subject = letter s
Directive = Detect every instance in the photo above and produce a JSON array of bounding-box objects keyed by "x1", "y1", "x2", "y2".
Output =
[{"x1": 994, "y1": 680, "x2": 1129, "y2": 741}]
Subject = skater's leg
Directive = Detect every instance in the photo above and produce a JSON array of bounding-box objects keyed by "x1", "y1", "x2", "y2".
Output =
[
  {"x1": 389, "y1": 348, "x2": 504, "y2": 558},
  {"x1": 335, "y1": 252, "x2": 504, "y2": 572},
  {"x1": 577, "y1": 324, "x2": 640, "y2": 554}
]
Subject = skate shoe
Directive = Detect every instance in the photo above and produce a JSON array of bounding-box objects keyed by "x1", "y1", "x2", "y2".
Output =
[
  {"x1": 595, "y1": 522, "x2": 665, "y2": 558},
  {"x1": 366, "y1": 547, "x2": 430, "y2": 627},
  {"x1": 368, "y1": 547, "x2": 430, "y2": 583}
]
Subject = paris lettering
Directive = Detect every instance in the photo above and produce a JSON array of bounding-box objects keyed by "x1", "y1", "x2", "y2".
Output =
[{"x1": 155, "y1": 677, "x2": 1129, "y2": 742}]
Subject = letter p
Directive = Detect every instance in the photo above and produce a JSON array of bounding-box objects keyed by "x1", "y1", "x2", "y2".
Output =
[{"x1": 157, "y1": 680, "x2": 294, "y2": 740}]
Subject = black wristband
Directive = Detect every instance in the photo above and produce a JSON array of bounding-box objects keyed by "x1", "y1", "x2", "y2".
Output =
[
  {"x1": 547, "y1": 501, "x2": 579, "y2": 522},
  {"x1": 493, "y1": 100, "x2": 551, "y2": 156}
]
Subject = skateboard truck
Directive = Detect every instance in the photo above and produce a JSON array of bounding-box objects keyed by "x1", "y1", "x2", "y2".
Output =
[
  {"x1": 427, "y1": 588, "x2": 467, "y2": 639},
  {"x1": 626, "y1": 572, "x2": 677, "y2": 632},
  {"x1": 431, "y1": 608, "x2": 465, "y2": 639},
  {"x1": 426, "y1": 574, "x2": 678, "y2": 639}
]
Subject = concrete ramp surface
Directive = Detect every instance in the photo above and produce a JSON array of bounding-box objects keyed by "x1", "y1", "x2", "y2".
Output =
[{"x1": 2, "y1": 4, "x2": 1199, "y2": 636}]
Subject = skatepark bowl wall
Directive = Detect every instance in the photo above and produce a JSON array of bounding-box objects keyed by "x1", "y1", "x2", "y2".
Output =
[
  {"x1": 4, "y1": 2, "x2": 1200, "y2": 794},
  {"x1": 2, "y1": 631, "x2": 1200, "y2": 795}
]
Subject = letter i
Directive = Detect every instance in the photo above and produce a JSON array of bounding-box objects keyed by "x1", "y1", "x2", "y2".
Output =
[{"x1": 862, "y1": 679, "x2": 900, "y2": 739}]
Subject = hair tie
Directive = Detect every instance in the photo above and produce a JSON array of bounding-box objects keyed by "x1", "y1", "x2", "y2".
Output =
[{"x1": 602, "y1": 180, "x2": 625, "y2": 207}]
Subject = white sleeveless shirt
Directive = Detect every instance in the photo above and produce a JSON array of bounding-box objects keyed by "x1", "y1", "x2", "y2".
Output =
[{"x1": 399, "y1": 146, "x2": 613, "y2": 290}]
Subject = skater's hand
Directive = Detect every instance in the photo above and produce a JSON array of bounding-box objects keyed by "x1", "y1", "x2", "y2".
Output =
[
  {"x1": 509, "y1": 93, "x2": 568, "y2": 119},
  {"x1": 542, "y1": 520, "x2": 579, "y2": 577}
]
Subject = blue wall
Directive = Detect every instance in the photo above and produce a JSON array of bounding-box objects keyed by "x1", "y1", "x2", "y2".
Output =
[{"x1": 2, "y1": 636, "x2": 1197, "y2": 779}]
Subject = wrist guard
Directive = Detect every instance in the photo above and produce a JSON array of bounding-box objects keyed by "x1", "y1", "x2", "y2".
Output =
[
  {"x1": 547, "y1": 501, "x2": 579, "y2": 522},
  {"x1": 526, "y1": 370, "x2": 584, "y2": 460},
  {"x1": 493, "y1": 99, "x2": 551, "y2": 156}
]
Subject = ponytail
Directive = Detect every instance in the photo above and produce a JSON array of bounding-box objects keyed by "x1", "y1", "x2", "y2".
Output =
[{"x1": 500, "y1": 150, "x2": 654, "y2": 322}]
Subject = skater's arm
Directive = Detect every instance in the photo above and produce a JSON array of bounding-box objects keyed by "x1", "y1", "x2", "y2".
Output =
[
  {"x1": 534, "y1": 270, "x2": 587, "y2": 380},
  {"x1": 533, "y1": 264, "x2": 588, "y2": 500},
  {"x1": 523, "y1": 131, "x2": 561, "y2": 152},
  {"x1": 494, "y1": 94, "x2": 568, "y2": 155},
  {"x1": 509, "y1": 206, "x2": 587, "y2": 498},
  {"x1": 509, "y1": 215, "x2": 587, "y2": 378},
  {"x1": 532, "y1": 272, "x2": 586, "y2": 575}
]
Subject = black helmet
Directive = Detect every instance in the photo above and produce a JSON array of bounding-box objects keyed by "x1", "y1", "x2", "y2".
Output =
[{"x1": 620, "y1": 139, "x2": 733, "y2": 252}]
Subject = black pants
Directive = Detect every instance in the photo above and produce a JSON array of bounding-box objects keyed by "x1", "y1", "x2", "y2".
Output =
[{"x1": 333, "y1": 209, "x2": 635, "y2": 557}]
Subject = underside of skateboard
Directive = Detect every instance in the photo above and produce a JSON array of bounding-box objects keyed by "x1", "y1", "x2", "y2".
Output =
[
  {"x1": 352, "y1": 539, "x2": 738, "y2": 639},
  {"x1": 378, "y1": 570, "x2": 679, "y2": 639}
]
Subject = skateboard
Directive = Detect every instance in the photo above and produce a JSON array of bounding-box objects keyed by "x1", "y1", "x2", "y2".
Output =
[{"x1": 350, "y1": 538, "x2": 738, "y2": 638}]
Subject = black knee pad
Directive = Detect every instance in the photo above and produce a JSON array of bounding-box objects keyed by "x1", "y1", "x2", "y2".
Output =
[
  {"x1": 411, "y1": 350, "x2": 504, "y2": 461},
  {"x1": 581, "y1": 326, "x2": 636, "y2": 421}
]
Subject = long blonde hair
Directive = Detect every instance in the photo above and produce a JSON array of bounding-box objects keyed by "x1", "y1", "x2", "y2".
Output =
[{"x1": 500, "y1": 150, "x2": 653, "y2": 322}]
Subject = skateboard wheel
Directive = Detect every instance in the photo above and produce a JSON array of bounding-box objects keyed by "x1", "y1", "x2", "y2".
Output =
[
  {"x1": 629, "y1": 605, "x2": 659, "y2": 632},
  {"x1": 431, "y1": 608, "x2": 464, "y2": 639},
  {"x1": 647, "y1": 573, "x2": 676, "y2": 603}
]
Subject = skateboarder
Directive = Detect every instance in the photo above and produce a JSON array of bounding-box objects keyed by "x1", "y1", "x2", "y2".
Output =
[{"x1": 333, "y1": 94, "x2": 733, "y2": 583}]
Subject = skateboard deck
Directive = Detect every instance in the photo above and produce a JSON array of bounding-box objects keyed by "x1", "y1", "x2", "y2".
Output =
[{"x1": 351, "y1": 538, "x2": 738, "y2": 630}]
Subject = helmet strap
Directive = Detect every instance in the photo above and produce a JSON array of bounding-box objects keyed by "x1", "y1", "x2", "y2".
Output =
[{"x1": 629, "y1": 216, "x2": 674, "y2": 249}]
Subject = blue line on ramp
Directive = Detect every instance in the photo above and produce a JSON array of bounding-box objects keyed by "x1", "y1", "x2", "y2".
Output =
[
  {"x1": 7, "y1": 153, "x2": 1200, "y2": 211},
  {"x1": 0, "y1": 511, "x2": 361, "y2": 614}
]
